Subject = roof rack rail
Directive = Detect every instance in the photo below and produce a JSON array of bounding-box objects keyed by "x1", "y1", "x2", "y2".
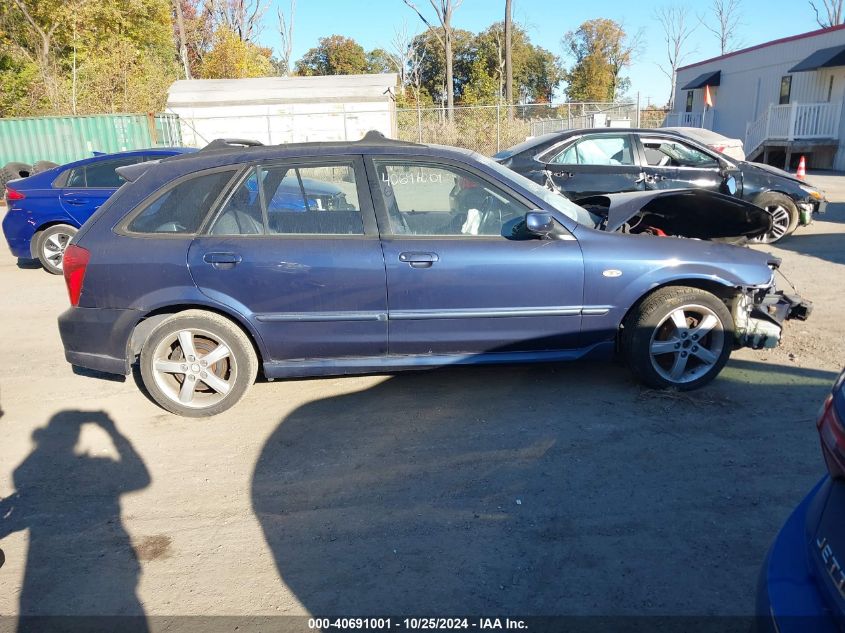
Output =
[{"x1": 201, "y1": 138, "x2": 264, "y2": 152}]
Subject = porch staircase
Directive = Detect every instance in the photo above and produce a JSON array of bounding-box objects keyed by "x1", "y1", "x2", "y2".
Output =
[{"x1": 745, "y1": 102, "x2": 842, "y2": 163}]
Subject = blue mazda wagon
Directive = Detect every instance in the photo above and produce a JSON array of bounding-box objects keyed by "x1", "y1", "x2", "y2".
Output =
[
  {"x1": 2, "y1": 148, "x2": 192, "y2": 273},
  {"x1": 58, "y1": 133, "x2": 811, "y2": 416}
]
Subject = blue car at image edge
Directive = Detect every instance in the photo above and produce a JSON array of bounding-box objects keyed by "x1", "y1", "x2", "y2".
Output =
[
  {"x1": 2, "y1": 148, "x2": 192, "y2": 273},
  {"x1": 757, "y1": 369, "x2": 845, "y2": 632}
]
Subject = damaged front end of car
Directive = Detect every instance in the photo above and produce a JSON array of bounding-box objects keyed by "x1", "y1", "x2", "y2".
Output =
[
  {"x1": 579, "y1": 188, "x2": 773, "y2": 242},
  {"x1": 732, "y1": 259, "x2": 812, "y2": 350}
]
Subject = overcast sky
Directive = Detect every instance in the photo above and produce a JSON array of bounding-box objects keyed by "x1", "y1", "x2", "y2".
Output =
[{"x1": 259, "y1": 0, "x2": 827, "y2": 105}]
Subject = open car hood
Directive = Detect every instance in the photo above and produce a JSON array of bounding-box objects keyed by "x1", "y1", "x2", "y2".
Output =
[{"x1": 577, "y1": 189, "x2": 773, "y2": 240}]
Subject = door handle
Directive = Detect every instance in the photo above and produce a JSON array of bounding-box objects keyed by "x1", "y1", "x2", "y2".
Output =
[
  {"x1": 399, "y1": 251, "x2": 439, "y2": 269},
  {"x1": 203, "y1": 252, "x2": 242, "y2": 268},
  {"x1": 62, "y1": 196, "x2": 87, "y2": 206}
]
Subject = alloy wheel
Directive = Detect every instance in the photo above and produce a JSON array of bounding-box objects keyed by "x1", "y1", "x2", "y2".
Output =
[
  {"x1": 649, "y1": 305, "x2": 724, "y2": 385},
  {"x1": 752, "y1": 205, "x2": 791, "y2": 244},
  {"x1": 41, "y1": 231, "x2": 72, "y2": 271},
  {"x1": 150, "y1": 328, "x2": 237, "y2": 409}
]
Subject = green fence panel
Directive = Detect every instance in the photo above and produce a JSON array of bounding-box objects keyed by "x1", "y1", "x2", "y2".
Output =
[{"x1": 0, "y1": 113, "x2": 183, "y2": 166}]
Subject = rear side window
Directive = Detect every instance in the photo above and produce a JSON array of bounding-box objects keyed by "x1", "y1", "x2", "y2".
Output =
[
  {"x1": 63, "y1": 156, "x2": 141, "y2": 188},
  {"x1": 127, "y1": 170, "x2": 235, "y2": 234},
  {"x1": 210, "y1": 161, "x2": 364, "y2": 236}
]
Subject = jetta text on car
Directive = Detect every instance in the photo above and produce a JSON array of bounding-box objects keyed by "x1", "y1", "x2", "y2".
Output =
[{"x1": 757, "y1": 368, "x2": 845, "y2": 632}]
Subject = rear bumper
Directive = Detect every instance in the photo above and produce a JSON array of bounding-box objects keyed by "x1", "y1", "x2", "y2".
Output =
[
  {"x1": 1, "y1": 208, "x2": 37, "y2": 259},
  {"x1": 58, "y1": 306, "x2": 142, "y2": 376},
  {"x1": 756, "y1": 477, "x2": 840, "y2": 633}
]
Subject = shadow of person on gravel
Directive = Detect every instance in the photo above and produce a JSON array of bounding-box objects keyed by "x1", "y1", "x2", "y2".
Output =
[
  {"x1": 251, "y1": 358, "x2": 831, "y2": 618},
  {"x1": 0, "y1": 411, "x2": 151, "y2": 632}
]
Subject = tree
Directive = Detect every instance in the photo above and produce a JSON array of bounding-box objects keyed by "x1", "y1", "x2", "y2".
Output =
[
  {"x1": 401, "y1": 0, "x2": 464, "y2": 119},
  {"x1": 472, "y1": 22, "x2": 561, "y2": 103},
  {"x1": 655, "y1": 6, "x2": 695, "y2": 109},
  {"x1": 703, "y1": 0, "x2": 743, "y2": 55},
  {"x1": 1, "y1": 0, "x2": 179, "y2": 115},
  {"x1": 563, "y1": 19, "x2": 638, "y2": 101},
  {"x1": 295, "y1": 35, "x2": 368, "y2": 76},
  {"x1": 366, "y1": 48, "x2": 394, "y2": 74},
  {"x1": 172, "y1": 0, "x2": 191, "y2": 79},
  {"x1": 408, "y1": 28, "x2": 474, "y2": 105},
  {"x1": 504, "y1": 0, "x2": 513, "y2": 109},
  {"x1": 810, "y1": 0, "x2": 844, "y2": 26},
  {"x1": 208, "y1": 0, "x2": 269, "y2": 42},
  {"x1": 277, "y1": 0, "x2": 295, "y2": 75},
  {"x1": 198, "y1": 25, "x2": 273, "y2": 78}
]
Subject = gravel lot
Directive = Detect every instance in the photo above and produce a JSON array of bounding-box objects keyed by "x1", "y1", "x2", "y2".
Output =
[{"x1": 0, "y1": 176, "x2": 843, "y2": 625}]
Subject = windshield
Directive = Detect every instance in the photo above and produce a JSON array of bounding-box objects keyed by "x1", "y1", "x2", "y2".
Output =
[{"x1": 476, "y1": 153, "x2": 596, "y2": 226}]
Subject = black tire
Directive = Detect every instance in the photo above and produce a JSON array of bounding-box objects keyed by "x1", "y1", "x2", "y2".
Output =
[
  {"x1": 35, "y1": 224, "x2": 77, "y2": 274},
  {"x1": 622, "y1": 286, "x2": 734, "y2": 391},
  {"x1": 1, "y1": 162, "x2": 32, "y2": 183},
  {"x1": 139, "y1": 310, "x2": 258, "y2": 417},
  {"x1": 31, "y1": 160, "x2": 59, "y2": 175},
  {"x1": 753, "y1": 192, "x2": 799, "y2": 243}
]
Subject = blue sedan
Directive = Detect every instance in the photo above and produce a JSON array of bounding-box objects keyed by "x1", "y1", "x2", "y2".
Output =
[
  {"x1": 2, "y1": 148, "x2": 192, "y2": 273},
  {"x1": 757, "y1": 370, "x2": 845, "y2": 633},
  {"x1": 56, "y1": 133, "x2": 810, "y2": 416}
]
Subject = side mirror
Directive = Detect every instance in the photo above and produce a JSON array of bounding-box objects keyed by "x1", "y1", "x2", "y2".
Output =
[{"x1": 525, "y1": 211, "x2": 556, "y2": 236}]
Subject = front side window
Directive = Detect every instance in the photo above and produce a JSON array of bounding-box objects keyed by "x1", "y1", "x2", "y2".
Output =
[
  {"x1": 640, "y1": 138, "x2": 718, "y2": 168},
  {"x1": 373, "y1": 161, "x2": 531, "y2": 238},
  {"x1": 548, "y1": 135, "x2": 634, "y2": 166},
  {"x1": 780, "y1": 76, "x2": 792, "y2": 105},
  {"x1": 210, "y1": 161, "x2": 364, "y2": 236},
  {"x1": 127, "y1": 170, "x2": 235, "y2": 234}
]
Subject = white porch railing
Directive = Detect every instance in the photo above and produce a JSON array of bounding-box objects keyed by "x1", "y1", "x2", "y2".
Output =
[
  {"x1": 745, "y1": 102, "x2": 843, "y2": 157},
  {"x1": 663, "y1": 111, "x2": 711, "y2": 128}
]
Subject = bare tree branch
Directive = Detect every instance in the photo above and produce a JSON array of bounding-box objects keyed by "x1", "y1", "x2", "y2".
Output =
[
  {"x1": 401, "y1": 0, "x2": 463, "y2": 118},
  {"x1": 277, "y1": 0, "x2": 295, "y2": 75},
  {"x1": 655, "y1": 5, "x2": 696, "y2": 109},
  {"x1": 702, "y1": 0, "x2": 744, "y2": 55},
  {"x1": 810, "y1": 0, "x2": 845, "y2": 26},
  {"x1": 210, "y1": 0, "x2": 269, "y2": 42}
]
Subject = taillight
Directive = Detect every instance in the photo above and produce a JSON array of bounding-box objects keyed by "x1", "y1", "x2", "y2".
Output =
[
  {"x1": 712, "y1": 145, "x2": 726, "y2": 153},
  {"x1": 5, "y1": 186, "x2": 24, "y2": 201},
  {"x1": 817, "y1": 393, "x2": 845, "y2": 479},
  {"x1": 63, "y1": 244, "x2": 90, "y2": 307}
]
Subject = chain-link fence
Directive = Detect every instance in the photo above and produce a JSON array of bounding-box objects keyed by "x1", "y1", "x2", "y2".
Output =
[
  {"x1": 395, "y1": 102, "x2": 669, "y2": 155},
  {"x1": 175, "y1": 102, "x2": 670, "y2": 157}
]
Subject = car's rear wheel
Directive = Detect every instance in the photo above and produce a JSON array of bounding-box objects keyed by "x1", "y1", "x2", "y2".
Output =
[
  {"x1": 622, "y1": 286, "x2": 734, "y2": 390},
  {"x1": 36, "y1": 224, "x2": 77, "y2": 274},
  {"x1": 752, "y1": 193, "x2": 798, "y2": 243},
  {"x1": 139, "y1": 311, "x2": 258, "y2": 417}
]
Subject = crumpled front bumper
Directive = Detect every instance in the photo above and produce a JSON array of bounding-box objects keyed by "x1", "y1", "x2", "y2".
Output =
[{"x1": 735, "y1": 286, "x2": 813, "y2": 350}]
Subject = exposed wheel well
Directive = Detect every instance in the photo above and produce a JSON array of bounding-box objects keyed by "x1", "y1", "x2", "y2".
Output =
[
  {"x1": 617, "y1": 280, "x2": 739, "y2": 351},
  {"x1": 129, "y1": 305, "x2": 264, "y2": 370}
]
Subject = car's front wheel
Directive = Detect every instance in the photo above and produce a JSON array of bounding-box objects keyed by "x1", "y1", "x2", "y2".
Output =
[
  {"x1": 139, "y1": 311, "x2": 258, "y2": 417},
  {"x1": 752, "y1": 192, "x2": 799, "y2": 243},
  {"x1": 36, "y1": 224, "x2": 77, "y2": 274},
  {"x1": 622, "y1": 286, "x2": 734, "y2": 390}
]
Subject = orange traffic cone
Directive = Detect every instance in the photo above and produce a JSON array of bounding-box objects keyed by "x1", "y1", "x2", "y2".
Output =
[{"x1": 797, "y1": 155, "x2": 807, "y2": 180}]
